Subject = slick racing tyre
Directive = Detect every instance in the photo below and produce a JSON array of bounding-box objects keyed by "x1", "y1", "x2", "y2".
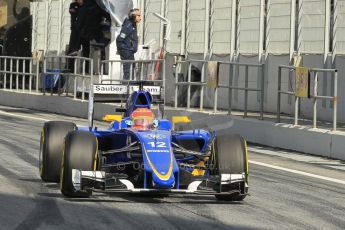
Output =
[
  {"x1": 39, "y1": 121, "x2": 76, "y2": 182},
  {"x1": 60, "y1": 131, "x2": 97, "y2": 198},
  {"x1": 213, "y1": 134, "x2": 248, "y2": 201}
]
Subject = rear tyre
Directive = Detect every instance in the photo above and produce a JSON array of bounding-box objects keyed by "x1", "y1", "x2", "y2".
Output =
[
  {"x1": 60, "y1": 131, "x2": 97, "y2": 198},
  {"x1": 39, "y1": 121, "x2": 76, "y2": 182},
  {"x1": 213, "y1": 134, "x2": 248, "y2": 201}
]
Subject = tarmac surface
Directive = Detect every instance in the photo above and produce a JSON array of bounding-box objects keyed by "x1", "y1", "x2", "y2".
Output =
[{"x1": 0, "y1": 106, "x2": 345, "y2": 230}]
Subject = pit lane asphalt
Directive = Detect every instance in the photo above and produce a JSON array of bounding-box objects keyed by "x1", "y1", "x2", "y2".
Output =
[{"x1": 0, "y1": 106, "x2": 345, "y2": 230}]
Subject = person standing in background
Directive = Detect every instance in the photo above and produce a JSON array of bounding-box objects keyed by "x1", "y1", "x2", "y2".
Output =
[
  {"x1": 67, "y1": 0, "x2": 80, "y2": 55},
  {"x1": 116, "y1": 8, "x2": 141, "y2": 80}
]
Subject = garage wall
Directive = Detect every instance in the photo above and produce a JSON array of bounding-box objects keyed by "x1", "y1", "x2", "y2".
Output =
[
  {"x1": 210, "y1": 0, "x2": 233, "y2": 55},
  {"x1": 143, "y1": 0, "x2": 163, "y2": 54},
  {"x1": 31, "y1": 0, "x2": 71, "y2": 55},
  {"x1": 298, "y1": 0, "x2": 326, "y2": 54},
  {"x1": 165, "y1": 0, "x2": 184, "y2": 54},
  {"x1": 266, "y1": 0, "x2": 292, "y2": 54},
  {"x1": 237, "y1": 0, "x2": 262, "y2": 54}
]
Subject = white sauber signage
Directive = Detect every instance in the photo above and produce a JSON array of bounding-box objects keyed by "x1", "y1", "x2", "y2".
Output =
[
  {"x1": 129, "y1": 86, "x2": 161, "y2": 95},
  {"x1": 93, "y1": 84, "x2": 161, "y2": 95},
  {"x1": 93, "y1": 85, "x2": 128, "y2": 94}
]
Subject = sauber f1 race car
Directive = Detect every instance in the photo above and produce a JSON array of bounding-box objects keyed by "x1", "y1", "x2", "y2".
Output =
[{"x1": 39, "y1": 81, "x2": 248, "y2": 201}]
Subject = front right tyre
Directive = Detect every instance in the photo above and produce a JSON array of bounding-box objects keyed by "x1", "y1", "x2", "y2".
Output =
[{"x1": 213, "y1": 134, "x2": 248, "y2": 201}]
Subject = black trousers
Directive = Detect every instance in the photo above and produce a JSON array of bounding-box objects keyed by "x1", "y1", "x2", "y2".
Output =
[{"x1": 119, "y1": 50, "x2": 135, "y2": 80}]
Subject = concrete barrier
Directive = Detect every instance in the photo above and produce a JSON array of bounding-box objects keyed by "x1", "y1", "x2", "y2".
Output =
[{"x1": 0, "y1": 90, "x2": 344, "y2": 160}]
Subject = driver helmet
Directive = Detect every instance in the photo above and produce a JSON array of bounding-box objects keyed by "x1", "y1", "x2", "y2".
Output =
[{"x1": 131, "y1": 108, "x2": 155, "y2": 130}]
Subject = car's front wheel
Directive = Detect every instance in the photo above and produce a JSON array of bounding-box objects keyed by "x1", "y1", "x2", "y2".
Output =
[
  {"x1": 39, "y1": 121, "x2": 76, "y2": 182},
  {"x1": 60, "y1": 131, "x2": 98, "y2": 198}
]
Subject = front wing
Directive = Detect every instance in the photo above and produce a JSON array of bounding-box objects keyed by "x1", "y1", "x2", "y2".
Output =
[{"x1": 72, "y1": 169, "x2": 248, "y2": 196}]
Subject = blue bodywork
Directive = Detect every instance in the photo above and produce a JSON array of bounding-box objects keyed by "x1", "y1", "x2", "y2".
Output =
[{"x1": 79, "y1": 90, "x2": 212, "y2": 189}]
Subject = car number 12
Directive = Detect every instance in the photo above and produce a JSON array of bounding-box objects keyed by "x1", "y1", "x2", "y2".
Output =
[{"x1": 147, "y1": 142, "x2": 166, "y2": 148}]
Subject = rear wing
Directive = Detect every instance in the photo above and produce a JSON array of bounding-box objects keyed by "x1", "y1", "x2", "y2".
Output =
[{"x1": 88, "y1": 81, "x2": 164, "y2": 127}]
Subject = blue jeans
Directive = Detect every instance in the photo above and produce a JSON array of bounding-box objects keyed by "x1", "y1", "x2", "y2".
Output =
[{"x1": 119, "y1": 50, "x2": 135, "y2": 80}]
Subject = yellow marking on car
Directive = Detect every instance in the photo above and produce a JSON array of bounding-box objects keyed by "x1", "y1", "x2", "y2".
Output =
[
  {"x1": 102, "y1": 114, "x2": 122, "y2": 122},
  {"x1": 143, "y1": 146, "x2": 173, "y2": 180},
  {"x1": 244, "y1": 139, "x2": 249, "y2": 184},
  {"x1": 93, "y1": 137, "x2": 99, "y2": 171},
  {"x1": 171, "y1": 116, "x2": 191, "y2": 130},
  {"x1": 192, "y1": 161, "x2": 206, "y2": 176}
]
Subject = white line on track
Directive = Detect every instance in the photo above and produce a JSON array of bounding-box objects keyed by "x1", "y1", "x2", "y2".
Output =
[
  {"x1": 1, "y1": 108, "x2": 345, "y2": 186},
  {"x1": 249, "y1": 160, "x2": 345, "y2": 185},
  {"x1": 0, "y1": 110, "x2": 50, "y2": 122}
]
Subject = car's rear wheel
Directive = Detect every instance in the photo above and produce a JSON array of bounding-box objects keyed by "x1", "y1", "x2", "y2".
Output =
[
  {"x1": 39, "y1": 121, "x2": 76, "y2": 182},
  {"x1": 60, "y1": 131, "x2": 97, "y2": 198},
  {"x1": 213, "y1": 134, "x2": 248, "y2": 201}
]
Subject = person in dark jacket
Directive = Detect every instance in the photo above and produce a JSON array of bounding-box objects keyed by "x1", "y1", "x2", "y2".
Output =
[
  {"x1": 116, "y1": 8, "x2": 141, "y2": 80},
  {"x1": 75, "y1": 0, "x2": 109, "y2": 72},
  {"x1": 67, "y1": 0, "x2": 81, "y2": 71}
]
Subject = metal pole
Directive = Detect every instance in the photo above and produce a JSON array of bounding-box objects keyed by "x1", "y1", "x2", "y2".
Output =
[
  {"x1": 29, "y1": 60, "x2": 32, "y2": 92},
  {"x1": 289, "y1": 0, "x2": 296, "y2": 62},
  {"x1": 200, "y1": 63, "x2": 205, "y2": 110},
  {"x1": 16, "y1": 59, "x2": 19, "y2": 91},
  {"x1": 130, "y1": 62, "x2": 133, "y2": 80},
  {"x1": 110, "y1": 62, "x2": 113, "y2": 83},
  {"x1": 313, "y1": 72, "x2": 318, "y2": 128},
  {"x1": 22, "y1": 60, "x2": 26, "y2": 92},
  {"x1": 3, "y1": 58, "x2": 7, "y2": 89},
  {"x1": 294, "y1": 97, "x2": 299, "y2": 126},
  {"x1": 244, "y1": 65, "x2": 248, "y2": 118},
  {"x1": 36, "y1": 60, "x2": 39, "y2": 93},
  {"x1": 214, "y1": 87, "x2": 218, "y2": 113},
  {"x1": 187, "y1": 62, "x2": 191, "y2": 109},
  {"x1": 90, "y1": 59, "x2": 94, "y2": 98},
  {"x1": 88, "y1": 59, "x2": 94, "y2": 128},
  {"x1": 10, "y1": 59, "x2": 13, "y2": 90},
  {"x1": 174, "y1": 62, "x2": 178, "y2": 108},
  {"x1": 230, "y1": 0, "x2": 237, "y2": 61},
  {"x1": 324, "y1": 0, "x2": 331, "y2": 64},
  {"x1": 260, "y1": 64, "x2": 265, "y2": 119},
  {"x1": 228, "y1": 63, "x2": 233, "y2": 114},
  {"x1": 163, "y1": 59, "x2": 166, "y2": 100},
  {"x1": 82, "y1": 60, "x2": 86, "y2": 100},
  {"x1": 277, "y1": 66, "x2": 281, "y2": 122},
  {"x1": 333, "y1": 70, "x2": 338, "y2": 131},
  {"x1": 50, "y1": 64, "x2": 53, "y2": 96},
  {"x1": 204, "y1": 0, "x2": 210, "y2": 59},
  {"x1": 100, "y1": 60, "x2": 104, "y2": 82},
  {"x1": 180, "y1": 0, "x2": 187, "y2": 56},
  {"x1": 258, "y1": 0, "x2": 265, "y2": 63},
  {"x1": 58, "y1": 57, "x2": 61, "y2": 96},
  {"x1": 74, "y1": 58, "x2": 77, "y2": 99},
  {"x1": 43, "y1": 58, "x2": 47, "y2": 95},
  {"x1": 57, "y1": 0, "x2": 62, "y2": 54}
]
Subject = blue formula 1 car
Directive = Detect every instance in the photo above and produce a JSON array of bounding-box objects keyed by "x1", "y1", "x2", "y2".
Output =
[{"x1": 39, "y1": 81, "x2": 248, "y2": 201}]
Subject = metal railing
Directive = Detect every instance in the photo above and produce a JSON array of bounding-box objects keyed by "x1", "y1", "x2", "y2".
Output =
[
  {"x1": 0, "y1": 56, "x2": 40, "y2": 93},
  {"x1": 174, "y1": 59, "x2": 265, "y2": 118},
  {"x1": 99, "y1": 59, "x2": 165, "y2": 83},
  {"x1": 277, "y1": 65, "x2": 338, "y2": 130},
  {"x1": 43, "y1": 56, "x2": 93, "y2": 100}
]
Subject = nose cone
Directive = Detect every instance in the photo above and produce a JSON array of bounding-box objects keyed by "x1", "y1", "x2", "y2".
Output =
[{"x1": 152, "y1": 173, "x2": 175, "y2": 189}]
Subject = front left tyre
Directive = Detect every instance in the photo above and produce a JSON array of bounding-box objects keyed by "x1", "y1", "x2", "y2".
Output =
[
  {"x1": 60, "y1": 131, "x2": 98, "y2": 198},
  {"x1": 39, "y1": 121, "x2": 76, "y2": 182}
]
